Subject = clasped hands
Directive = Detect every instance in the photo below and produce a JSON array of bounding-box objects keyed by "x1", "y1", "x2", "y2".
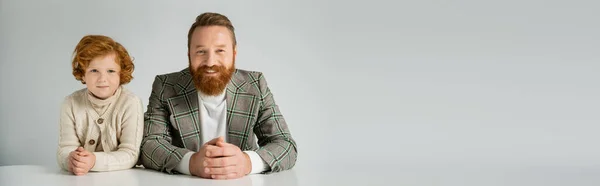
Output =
[
  {"x1": 68, "y1": 147, "x2": 96, "y2": 175},
  {"x1": 190, "y1": 136, "x2": 252, "y2": 179}
]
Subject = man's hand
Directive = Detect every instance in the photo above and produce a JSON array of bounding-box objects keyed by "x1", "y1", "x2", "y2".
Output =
[
  {"x1": 203, "y1": 137, "x2": 252, "y2": 179},
  {"x1": 68, "y1": 147, "x2": 96, "y2": 176},
  {"x1": 189, "y1": 137, "x2": 222, "y2": 178}
]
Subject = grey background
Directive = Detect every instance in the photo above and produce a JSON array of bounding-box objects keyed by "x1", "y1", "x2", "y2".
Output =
[{"x1": 1, "y1": 0, "x2": 599, "y2": 171}]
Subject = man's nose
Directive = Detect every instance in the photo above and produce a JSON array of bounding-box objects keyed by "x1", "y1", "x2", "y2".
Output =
[{"x1": 204, "y1": 52, "x2": 218, "y2": 67}]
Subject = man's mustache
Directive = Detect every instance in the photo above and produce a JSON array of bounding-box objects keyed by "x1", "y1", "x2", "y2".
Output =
[{"x1": 197, "y1": 65, "x2": 226, "y2": 73}]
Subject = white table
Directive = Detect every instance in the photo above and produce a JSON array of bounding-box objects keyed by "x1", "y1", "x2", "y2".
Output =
[
  {"x1": 0, "y1": 165, "x2": 294, "y2": 186},
  {"x1": 1, "y1": 164, "x2": 600, "y2": 186}
]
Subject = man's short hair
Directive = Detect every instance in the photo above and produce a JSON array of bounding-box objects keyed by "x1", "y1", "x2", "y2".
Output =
[{"x1": 187, "y1": 12, "x2": 237, "y2": 50}]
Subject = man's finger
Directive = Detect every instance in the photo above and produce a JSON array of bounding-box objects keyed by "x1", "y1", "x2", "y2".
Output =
[
  {"x1": 206, "y1": 146, "x2": 237, "y2": 157},
  {"x1": 211, "y1": 172, "x2": 239, "y2": 180},
  {"x1": 204, "y1": 145, "x2": 221, "y2": 153},
  {"x1": 204, "y1": 156, "x2": 237, "y2": 167},
  {"x1": 206, "y1": 165, "x2": 237, "y2": 175},
  {"x1": 204, "y1": 136, "x2": 224, "y2": 146},
  {"x1": 216, "y1": 140, "x2": 236, "y2": 148}
]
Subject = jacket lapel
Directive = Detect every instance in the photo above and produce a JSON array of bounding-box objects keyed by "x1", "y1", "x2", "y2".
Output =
[
  {"x1": 167, "y1": 68, "x2": 202, "y2": 151},
  {"x1": 226, "y1": 70, "x2": 260, "y2": 150}
]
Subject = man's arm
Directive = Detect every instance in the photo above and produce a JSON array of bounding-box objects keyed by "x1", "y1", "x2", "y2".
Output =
[
  {"x1": 252, "y1": 73, "x2": 298, "y2": 173},
  {"x1": 140, "y1": 75, "x2": 192, "y2": 173}
]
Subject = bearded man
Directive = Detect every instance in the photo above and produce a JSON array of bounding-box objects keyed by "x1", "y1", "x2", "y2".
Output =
[{"x1": 140, "y1": 12, "x2": 297, "y2": 180}]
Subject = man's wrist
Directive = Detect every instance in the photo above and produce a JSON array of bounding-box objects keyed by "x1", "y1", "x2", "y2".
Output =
[
  {"x1": 243, "y1": 152, "x2": 252, "y2": 175},
  {"x1": 244, "y1": 150, "x2": 269, "y2": 174},
  {"x1": 188, "y1": 152, "x2": 199, "y2": 176}
]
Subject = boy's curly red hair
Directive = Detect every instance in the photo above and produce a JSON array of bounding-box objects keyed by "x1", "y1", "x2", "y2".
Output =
[{"x1": 72, "y1": 35, "x2": 134, "y2": 84}]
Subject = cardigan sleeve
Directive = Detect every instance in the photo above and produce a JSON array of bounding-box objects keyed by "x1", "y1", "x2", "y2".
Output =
[{"x1": 57, "y1": 96, "x2": 81, "y2": 171}]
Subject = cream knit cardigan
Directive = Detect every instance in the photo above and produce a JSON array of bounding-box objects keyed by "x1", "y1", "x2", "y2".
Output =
[{"x1": 57, "y1": 86, "x2": 143, "y2": 172}]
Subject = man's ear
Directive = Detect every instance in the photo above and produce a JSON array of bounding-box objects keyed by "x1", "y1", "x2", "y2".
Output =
[
  {"x1": 233, "y1": 46, "x2": 237, "y2": 57},
  {"x1": 187, "y1": 50, "x2": 191, "y2": 64}
]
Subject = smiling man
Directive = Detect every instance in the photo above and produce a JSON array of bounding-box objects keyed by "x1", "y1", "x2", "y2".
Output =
[{"x1": 140, "y1": 12, "x2": 297, "y2": 179}]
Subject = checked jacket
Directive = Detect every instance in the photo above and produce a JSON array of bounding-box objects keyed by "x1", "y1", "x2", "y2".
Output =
[{"x1": 140, "y1": 68, "x2": 297, "y2": 174}]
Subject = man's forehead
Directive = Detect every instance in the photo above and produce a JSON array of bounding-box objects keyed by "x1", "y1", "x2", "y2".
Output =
[
  {"x1": 194, "y1": 44, "x2": 229, "y2": 48},
  {"x1": 192, "y1": 26, "x2": 231, "y2": 38}
]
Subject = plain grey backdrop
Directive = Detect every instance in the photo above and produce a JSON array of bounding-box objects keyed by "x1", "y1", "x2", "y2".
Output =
[{"x1": 1, "y1": 0, "x2": 599, "y2": 171}]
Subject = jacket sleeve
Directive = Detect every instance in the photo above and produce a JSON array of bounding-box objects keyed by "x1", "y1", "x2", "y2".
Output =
[
  {"x1": 253, "y1": 73, "x2": 298, "y2": 173},
  {"x1": 140, "y1": 75, "x2": 192, "y2": 173}
]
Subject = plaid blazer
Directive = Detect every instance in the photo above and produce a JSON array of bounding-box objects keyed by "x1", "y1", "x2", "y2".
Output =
[{"x1": 140, "y1": 68, "x2": 297, "y2": 174}]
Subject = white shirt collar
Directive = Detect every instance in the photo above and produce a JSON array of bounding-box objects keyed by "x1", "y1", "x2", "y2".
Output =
[{"x1": 198, "y1": 90, "x2": 226, "y2": 104}]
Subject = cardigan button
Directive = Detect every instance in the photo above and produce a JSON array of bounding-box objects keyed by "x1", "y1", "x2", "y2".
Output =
[
  {"x1": 97, "y1": 118, "x2": 104, "y2": 124},
  {"x1": 89, "y1": 139, "x2": 96, "y2": 145}
]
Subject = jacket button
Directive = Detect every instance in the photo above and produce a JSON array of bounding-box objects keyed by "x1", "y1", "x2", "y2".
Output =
[
  {"x1": 89, "y1": 139, "x2": 96, "y2": 145},
  {"x1": 97, "y1": 118, "x2": 104, "y2": 124}
]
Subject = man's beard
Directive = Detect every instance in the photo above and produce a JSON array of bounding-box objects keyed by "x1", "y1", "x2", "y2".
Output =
[{"x1": 190, "y1": 62, "x2": 235, "y2": 96}]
